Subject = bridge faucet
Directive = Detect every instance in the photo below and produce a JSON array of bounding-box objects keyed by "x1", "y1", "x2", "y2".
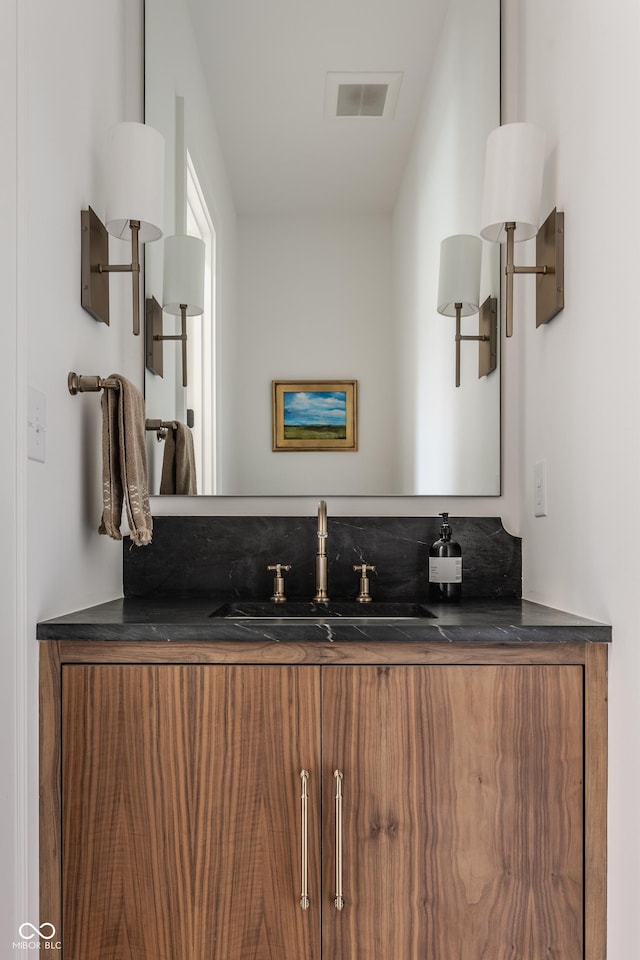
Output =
[{"x1": 313, "y1": 500, "x2": 330, "y2": 602}]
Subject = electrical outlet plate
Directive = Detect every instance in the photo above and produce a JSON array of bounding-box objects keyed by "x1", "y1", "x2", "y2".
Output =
[
  {"x1": 28, "y1": 386, "x2": 46, "y2": 463},
  {"x1": 534, "y1": 459, "x2": 548, "y2": 517}
]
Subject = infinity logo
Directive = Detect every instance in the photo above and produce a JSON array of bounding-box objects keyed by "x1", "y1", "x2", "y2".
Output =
[{"x1": 18, "y1": 923, "x2": 56, "y2": 941}]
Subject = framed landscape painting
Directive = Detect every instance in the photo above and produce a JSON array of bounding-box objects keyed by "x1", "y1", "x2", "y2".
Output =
[{"x1": 272, "y1": 380, "x2": 358, "y2": 451}]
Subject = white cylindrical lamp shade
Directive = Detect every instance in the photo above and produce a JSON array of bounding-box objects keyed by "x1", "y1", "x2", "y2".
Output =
[
  {"x1": 105, "y1": 122, "x2": 165, "y2": 243},
  {"x1": 437, "y1": 234, "x2": 482, "y2": 317},
  {"x1": 480, "y1": 122, "x2": 546, "y2": 243},
  {"x1": 163, "y1": 234, "x2": 206, "y2": 317}
]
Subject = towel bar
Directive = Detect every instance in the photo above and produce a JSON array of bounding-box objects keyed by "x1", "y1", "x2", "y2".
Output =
[
  {"x1": 145, "y1": 418, "x2": 178, "y2": 441},
  {"x1": 67, "y1": 372, "x2": 120, "y2": 395}
]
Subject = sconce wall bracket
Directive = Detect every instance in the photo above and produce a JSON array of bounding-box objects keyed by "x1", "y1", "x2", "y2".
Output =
[
  {"x1": 478, "y1": 295, "x2": 498, "y2": 377},
  {"x1": 505, "y1": 207, "x2": 564, "y2": 334},
  {"x1": 145, "y1": 296, "x2": 189, "y2": 387},
  {"x1": 145, "y1": 296, "x2": 164, "y2": 377},
  {"x1": 81, "y1": 207, "x2": 110, "y2": 326},
  {"x1": 535, "y1": 207, "x2": 564, "y2": 328},
  {"x1": 81, "y1": 206, "x2": 142, "y2": 333},
  {"x1": 454, "y1": 296, "x2": 498, "y2": 387}
]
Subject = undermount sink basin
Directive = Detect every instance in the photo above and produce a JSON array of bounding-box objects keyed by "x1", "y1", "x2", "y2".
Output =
[{"x1": 210, "y1": 600, "x2": 436, "y2": 620}]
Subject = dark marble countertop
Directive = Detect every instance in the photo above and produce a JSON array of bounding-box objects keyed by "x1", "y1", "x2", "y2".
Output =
[{"x1": 37, "y1": 597, "x2": 611, "y2": 644}]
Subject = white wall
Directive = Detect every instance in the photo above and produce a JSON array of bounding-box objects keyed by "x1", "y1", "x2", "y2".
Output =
[
  {"x1": 3, "y1": 0, "x2": 146, "y2": 937},
  {"x1": 502, "y1": 1, "x2": 640, "y2": 956},
  {"x1": 1, "y1": 0, "x2": 22, "y2": 942},
  {"x1": 226, "y1": 215, "x2": 397, "y2": 494}
]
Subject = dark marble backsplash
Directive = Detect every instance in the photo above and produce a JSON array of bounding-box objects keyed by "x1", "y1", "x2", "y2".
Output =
[{"x1": 124, "y1": 516, "x2": 521, "y2": 602}]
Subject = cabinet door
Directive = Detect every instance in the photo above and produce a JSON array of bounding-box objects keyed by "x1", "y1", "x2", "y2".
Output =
[
  {"x1": 63, "y1": 664, "x2": 321, "y2": 960},
  {"x1": 321, "y1": 665, "x2": 583, "y2": 959}
]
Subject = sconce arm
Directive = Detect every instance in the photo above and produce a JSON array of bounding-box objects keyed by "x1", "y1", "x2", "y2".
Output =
[
  {"x1": 508, "y1": 264, "x2": 549, "y2": 275},
  {"x1": 152, "y1": 305, "x2": 189, "y2": 388},
  {"x1": 98, "y1": 220, "x2": 140, "y2": 273},
  {"x1": 453, "y1": 297, "x2": 498, "y2": 388},
  {"x1": 96, "y1": 219, "x2": 140, "y2": 335}
]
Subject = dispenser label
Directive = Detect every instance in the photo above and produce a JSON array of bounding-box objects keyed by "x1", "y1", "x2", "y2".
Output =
[{"x1": 429, "y1": 557, "x2": 462, "y2": 583}]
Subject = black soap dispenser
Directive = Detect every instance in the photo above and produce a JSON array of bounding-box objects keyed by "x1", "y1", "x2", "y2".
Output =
[{"x1": 429, "y1": 512, "x2": 462, "y2": 603}]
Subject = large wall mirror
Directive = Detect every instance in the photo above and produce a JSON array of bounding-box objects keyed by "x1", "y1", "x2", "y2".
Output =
[{"x1": 144, "y1": 0, "x2": 501, "y2": 496}]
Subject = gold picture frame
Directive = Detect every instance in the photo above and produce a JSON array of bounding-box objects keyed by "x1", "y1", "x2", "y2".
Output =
[{"x1": 272, "y1": 380, "x2": 358, "y2": 452}]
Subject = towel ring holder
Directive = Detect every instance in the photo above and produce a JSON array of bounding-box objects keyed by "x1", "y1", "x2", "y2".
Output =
[{"x1": 68, "y1": 372, "x2": 119, "y2": 395}]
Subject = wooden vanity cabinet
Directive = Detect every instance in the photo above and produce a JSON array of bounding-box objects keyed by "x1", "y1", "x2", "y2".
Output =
[
  {"x1": 40, "y1": 640, "x2": 607, "y2": 960},
  {"x1": 61, "y1": 664, "x2": 322, "y2": 959}
]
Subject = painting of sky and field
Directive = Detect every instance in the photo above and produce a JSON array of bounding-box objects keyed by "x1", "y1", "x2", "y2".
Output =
[{"x1": 283, "y1": 390, "x2": 347, "y2": 440}]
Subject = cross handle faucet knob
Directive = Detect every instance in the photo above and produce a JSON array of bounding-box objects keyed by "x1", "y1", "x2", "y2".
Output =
[
  {"x1": 353, "y1": 563, "x2": 376, "y2": 576},
  {"x1": 353, "y1": 563, "x2": 377, "y2": 603},
  {"x1": 267, "y1": 564, "x2": 292, "y2": 603}
]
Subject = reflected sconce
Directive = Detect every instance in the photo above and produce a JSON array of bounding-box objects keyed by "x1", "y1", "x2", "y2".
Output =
[
  {"x1": 437, "y1": 234, "x2": 497, "y2": 388},
  {"x1": 81, "y1": 121, "x2": 165, "y2": 335},
  {"x1": 480, "y1": 122, "x2": 564, "y2": 337},
  {"x1": 145, "y1": 234, "x2": 205, "y2": 388}
]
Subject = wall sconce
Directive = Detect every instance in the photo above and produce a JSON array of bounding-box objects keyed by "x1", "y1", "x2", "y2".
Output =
[
  {"x1": 437, "y1": 234, "x2": 497, "y2": 388},
  {"x1": 480, "y1": 122, "x2": 564, "y2": 337},
  {"x1": 145, "y1": 234, "x2": 205, "y2": 387},
  {"x1": 81, "y1": 121, "x2": 165, "y2": 335}
]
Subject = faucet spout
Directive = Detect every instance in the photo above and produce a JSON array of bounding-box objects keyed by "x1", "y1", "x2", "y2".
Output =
[{"x1": 313, "y1": 500, "x2": 330, "y2": 602}]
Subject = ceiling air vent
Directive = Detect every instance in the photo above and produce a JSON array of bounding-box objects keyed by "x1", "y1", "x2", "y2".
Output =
[
  {"x1": 337, "y1": 83, "x2": 388, "y2": 118},
  {"x1": 325, "y1": 72, "x2": 403, "y2": 120}
]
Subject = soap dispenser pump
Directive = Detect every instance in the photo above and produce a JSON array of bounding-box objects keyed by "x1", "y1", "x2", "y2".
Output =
[{"x1": 429, "y1": 512, "x2": 462, "y2": 603}]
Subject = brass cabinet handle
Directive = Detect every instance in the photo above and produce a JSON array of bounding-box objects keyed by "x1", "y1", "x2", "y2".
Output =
[
  {"x1": 300, "y1": 770, "x2": 310, "y2": 909},
  {"x1": 334, "y1": 770, "x2": 344, "y2": 910}
]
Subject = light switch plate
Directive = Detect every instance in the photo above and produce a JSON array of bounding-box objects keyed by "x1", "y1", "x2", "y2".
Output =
[
  {"x1": 28, "y1": 386, "x2": 46, "y2": 463},
  {"x1": 534, "y1": 459, "x2": 547, "y2": 517}
]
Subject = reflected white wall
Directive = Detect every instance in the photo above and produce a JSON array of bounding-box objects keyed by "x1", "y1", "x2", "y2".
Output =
[
  {"x1": 392, "y1": 0, "x2": 500, "y2": 495},
  {"x1": 228, "y1": 215, "x2": 397, "y2": 495},
  {"x1": 144, "y1": 0, "x2": 238, "y2": 494}
]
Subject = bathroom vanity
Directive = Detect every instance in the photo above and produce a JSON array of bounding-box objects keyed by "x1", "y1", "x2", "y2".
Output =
[
  {"x1": 38, "y1": 518, "x2": 609, "y2": 958},
  {"x1": 39, "y1": 595, "x2": 609, "y2": 960}
]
